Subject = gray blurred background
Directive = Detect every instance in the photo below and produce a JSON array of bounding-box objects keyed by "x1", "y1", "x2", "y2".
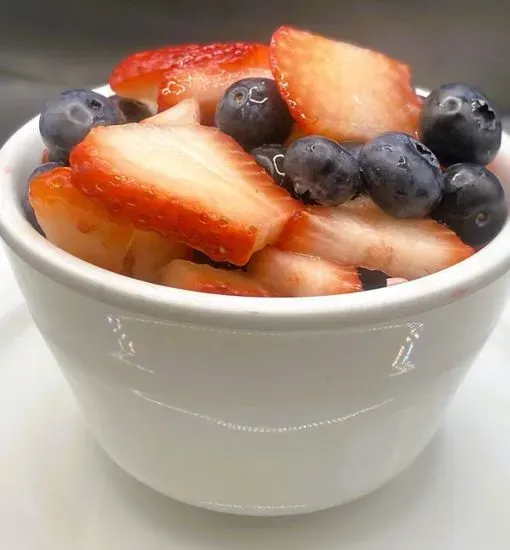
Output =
[{"x1": 1, "y1": 0, "x2": 509, "y2": 141}]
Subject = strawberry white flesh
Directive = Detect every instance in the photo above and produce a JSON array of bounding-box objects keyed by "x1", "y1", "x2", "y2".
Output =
[
  {"x1": 278, "y1": 197, "x2": 474, "y2": 280},
  {"x1": 249, "y1": 247, "x2": 361, "y2": 296}
]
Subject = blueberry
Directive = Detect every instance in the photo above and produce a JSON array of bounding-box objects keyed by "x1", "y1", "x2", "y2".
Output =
[
  {"x1": 192, "y1": 250, "x2": 242, "y2": 271},
  {"x1": 28, "y1": 161, "x2": 66, "y2": 182},
  {"x1": 39, "y1": 89, "x2": 125, "y2": 160},
  {"x1": 283, "y1": 136, "x2": 361, "y2": 206},
  {"x1": 110, "y1": 95, "x2": 153, "y2": 122},
  {"x1": 215, "y1": 78, "x2": 293, "y2": 150},
  {"x1": 251, "y1": 144, "x2": 287, "y2": 186},
  {"x1": 431, "y1": 163, "x2": 507, "y2": 247},
  {"x1": 420, "y1": 83, "x2": 502, "y2": 166},
  {"x1": 358, "y1": 268, "x2": 389, "y2": 291},
  {"x1": 359, "y1": 132, "x2": 444, "y2": 218},
  {"x1": 24, "y1": 162, "x2": 65, "y2": 234},
  {"x1": 341, "y1": 141, "x2": 363, "y2": 161},
  {"x1": 46, "y1": 148, "x2": 70, "y2": 164}
]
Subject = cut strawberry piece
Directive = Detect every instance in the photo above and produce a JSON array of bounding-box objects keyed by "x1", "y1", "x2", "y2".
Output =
[
  {"x1": 125, "y1": 230, "x2": 192, "y2": 283},
  {"x1": 41, "y1": 149, "x2": 50, "y2": 163},
  {"x1": 270, "y1": 26, "x2": 422, "y2": 142},
  {"x1": 249, "y1": 247, "x2": 361, "y2": 296},
  {"x1": 141, "y1": 98, "x2": 200, "y2": 127},
  {"x1": 110, "y1": 42, "x2": 269, "y2": 103},
  {"x1": 158, "y1": 65, "x2": 272, "y2": 125},
  {"x1": 70, "y1": 124, "x2": 299, "y2": 266},
  {"x1": 160, "y1": 260, "x2": 273, "y2": 297},
  {"x1": 278, "y1": 196, "x2": 474, "y2": 280},
  {"x1": 29, "y1": 166, "x2": 134, "y2": 272}
]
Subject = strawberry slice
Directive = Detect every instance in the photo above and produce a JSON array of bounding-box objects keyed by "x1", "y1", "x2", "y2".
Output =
[
  {"x1": 30, "y1": 166, "x2": 190, "y2": 278},
  {"x1": 278, "y1": 196, "x2": 474, "y2": 280},
  {"x1": 270, "y1": 26, "x2": 422, "y2": 142},
  {"x1": 125, "y1": 230, "x2": 192, "y2": 283},
  {"x1": 110, "y1": 42, "x2": 269, "y2": 103},
  {"x1": 29, "y1": 166, "x2": 134, "y2": 272},
  {"x1": 70, "y1": 123, "x2": 299, "y2": 266},
  {"x1": 249, "y1": 247, "x2": 361, "y2": 296},
  {"x1": 141, "y1": 98, "x2": 200, "y2": 127},
  {"x1": 158, "y1": 65, "x2": 272, "y2": 125},
  {"x1": 160, "y1": 260, "x2": 273, "y2": 297}
]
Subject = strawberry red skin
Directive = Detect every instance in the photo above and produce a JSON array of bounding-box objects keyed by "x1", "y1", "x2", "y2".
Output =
[
  {"x1": 160, "y1": 260, "x2": 273, "y2": 297},
  {"x1": 70, "y1": 124, "x2": 299, "y2": 266},
  {"x1": 270, "y1": 26, "x2": 422, "y2": 142},
  {"x1": 110, "y1": 42, "x2": 269, "y2": 103}
]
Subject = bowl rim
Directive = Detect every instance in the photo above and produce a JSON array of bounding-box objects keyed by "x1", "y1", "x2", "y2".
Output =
[{"x1": 0, "y1": 85, "x2": 509, "y2": 332}]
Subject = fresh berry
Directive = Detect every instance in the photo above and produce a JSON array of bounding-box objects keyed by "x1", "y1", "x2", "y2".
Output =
[
  {"x1": 125, "y1": 230, "x2": 192, "y2": 283},
  {"x1": 432, "y1": 163, "x2": 507, "y2": 247},
  {"x1": 28, "y1": 161, "x2": 66, "y2": 182},
  {"x1": 251, "y1": 144, "x2": 287, "y2": 186},
  {"x1": 109, "y1": 95, "x2": 153, "y2": 122},
  {"x1": 420, "y1": 83, "x2": 502, "y2": 166},
  {"x1": 357, "y1": 268, "x2": 388, "y2": 290},
  {"x1": 248, "y1": 247, "x2": 361, "y2": 296},
  {"x1": 29, "y1": 166, "x2": 134, "y2": 272},
  {"x1": 192, "y1": 250, "x2": 240, "y2": 271},
  {"x1": 158, "y1": 50, "x2": 272, "y2": 126},
  {"x1": 142, "y1": 98, "x2": 200, "y2": 126},
  {"x1": 269, "y1": 26, "x2": 422, "y2": 142},
  {"x1": 283, "y1": 136, "x2": 361, "y2": 205},
  {"x1": 277, "y1": 196, "x2": 474, "y2": 279},
  {"x1": 70, "y1": 123, "x2": 299, "y2": 266},
  {"x1": 25, "y1": 163, "x2": 65, "y2": 234},
  {"x1": 39, "y1": 89, "x2": 125, "y2": 162},
  {"x1": 111, "y1": 42, "x2": 269, "y2": 103},
  {"x1": 215, "y1": 77, "x2": 293, "y2": 150},
  {"x1": 359, "y1": 132, "x2": 444, "y2": 218},
  {"x1": 160, "y1": 260, "x2": 272, "y2": 296},
  {"x1": 341, "y1": 142, "x2": 363, "y2": 161}
]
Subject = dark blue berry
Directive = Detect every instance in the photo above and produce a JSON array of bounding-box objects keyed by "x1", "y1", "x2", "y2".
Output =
[
  {"x1": 341, "y1": 142, "x2": 363, "y2": 161},
  {"x1": 24, "y1": 162, "x2": 65, "y2": 234},
  {"x1": 28, "y1": 162, "x2": 66, "y2": 182},
  {"x1": 359, "y1": 132, "x2": 444, "y2": 218},
  {"x1": 358, "y1": 268, "x2": 389, "y2": 291},
  {"x1": 39, "y1": 89, "x2": 125, "y2": 160},
  {"x1": 109, "y1": 95, "x2": 153, "y2": 122},
  {"x1": 420, "y1": 83, "x2": 502, "y2": 166},
  {"x1": 46, "y1": 148, "x2": 70, "y2": 164},
  {"x1": 215, "y1": 78, "x2": 293, "y2": 150},
  {"x1": 251, "y1": 144, "x2": 287, "y2": 186},
  {"x1": 283, "y1": 136, "x2": 361, "y2": 206},
  {"x1": 432, "y1": 163, "x2": 507, "y2": 247}
]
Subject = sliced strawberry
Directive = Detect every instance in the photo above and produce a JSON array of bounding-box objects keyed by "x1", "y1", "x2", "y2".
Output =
[
  {"x1": 110, "y1": 42, "x2": 269, "y2": 103},
  {"x1": 125, "y1": 230, "x2": 192, "y2": 283},
  {"x1": 278, "y1": 196, "x2": 474, "y2": 280},
  {"x1": 158, "y1": 65, "x2": 272, "y2": 125},
  {"x1": 41, "y1": 149, "x2": 50, "y2": 163},
  {"x1": 249, "y1": 247, "x2": 361, "y2": 296},
  {"x1": 141, "y1": 98, "x2": 200, "y2": 126},
  {"x1": 160, "y1": 260, "x2": 273, "y2": 297},
  {"x1": 70, "y1": 124, "x2": 299, "y2": 266},
  {"x1": 270, "y1": 26, "x2": 422, "y2": 142},
  {"x1": 29, "y1": 166, "x2": 134, "y2": 272}
]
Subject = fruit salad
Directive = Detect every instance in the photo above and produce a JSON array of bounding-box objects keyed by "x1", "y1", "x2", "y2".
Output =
[{"x1": 26, "y1": 26, "x2": 507, "y2": 298}]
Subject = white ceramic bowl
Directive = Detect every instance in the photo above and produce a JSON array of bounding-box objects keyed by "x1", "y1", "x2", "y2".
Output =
[{"x1": 1, "y1": 88, "x2": 510, "y2": 516}]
